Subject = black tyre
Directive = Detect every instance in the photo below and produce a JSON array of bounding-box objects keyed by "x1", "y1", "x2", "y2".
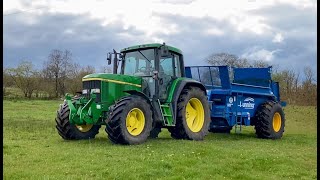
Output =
[
  {"x1": 254, "y1": 101, "x2": 285, "y2": 139},
  {"x1": 149, "y1": 127, "x2": 162, "y2": 138},
  {"x1": 105, "y1": 95, "x2": 153, "y2": 145},
  {"x1": 168, "y1": 87, "x2": 210, "y2": 140},
  {"x1": 55, "y1": 99, "x2": 101, "y2": 140}
]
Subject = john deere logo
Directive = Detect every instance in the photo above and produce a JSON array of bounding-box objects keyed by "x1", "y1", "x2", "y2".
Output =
[{"x1": 238, "y1": 97, "x2": 255, "y2": 109}]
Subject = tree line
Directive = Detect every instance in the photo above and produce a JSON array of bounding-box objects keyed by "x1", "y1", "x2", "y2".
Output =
[
  {"x1": 3, "y1": 49, "x2": 111, "y2": 99},
  {"x1": 3, "y1": 50, "x2": 317, "y2": 106}
]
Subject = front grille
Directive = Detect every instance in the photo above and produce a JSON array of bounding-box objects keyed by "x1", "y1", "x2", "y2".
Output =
[{"x1": 82, "y1": 80, "x2": 101, "y2": 102}]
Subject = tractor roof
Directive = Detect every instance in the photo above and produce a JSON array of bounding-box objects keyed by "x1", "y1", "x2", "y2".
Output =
[{"x1": 120, "y1": 43, "x2": 182, "y2": 55}]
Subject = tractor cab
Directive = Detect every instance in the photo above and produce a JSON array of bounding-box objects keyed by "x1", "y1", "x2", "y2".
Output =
[{"x1": 107, "y1": 43, "x2": 185, "y2": 101}]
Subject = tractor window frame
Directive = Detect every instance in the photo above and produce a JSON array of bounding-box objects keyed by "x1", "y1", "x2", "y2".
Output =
[{"x1": 173, "y1": 53, "x2": 182, "y2": 77}]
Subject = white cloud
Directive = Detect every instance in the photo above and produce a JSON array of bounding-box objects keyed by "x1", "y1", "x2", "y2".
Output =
[
  {"x1": 63, "y1": 29, "x2": 74, "y2": 35},
  {"x1": 4, "y1": 0, "x2": 315, "y2": 38},
  {"x1": 3, "y1": 0, "x2": 24, "y2": 12},
  {"x1": 155, "y1": 0, "x2": 195, "y2": 4},
  {"x1": 272, "y1": 33, "x2": 284, "y2": 43},
  {"x1": 241, "y1": 47, "x2": 281, "y2": 61},
  {"x1": 278, "y1": 0, "x2": 316, "y2": 9},
  {"x1": 205, "y1": 28, "x2": 224, "y2": 35}
]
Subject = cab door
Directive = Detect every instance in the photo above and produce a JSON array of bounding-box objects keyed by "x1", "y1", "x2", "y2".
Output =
[{"x1": 158, "y1": 52, "x2": 181, "y2": 102}]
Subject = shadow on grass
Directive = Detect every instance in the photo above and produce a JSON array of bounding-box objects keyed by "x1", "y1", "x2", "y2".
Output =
[
  {"x1": 227, "y1": 132, "x2": 258, "y2": 138},
  {"x1": 54, "y1": 137, "x2": 112, "y2": 146},
  {"x1": 147, "y1": 132, "x2": 260, "y2": 144},
  {"x1": 55, "y1": 131, "x2": 304, "y2": 147}
]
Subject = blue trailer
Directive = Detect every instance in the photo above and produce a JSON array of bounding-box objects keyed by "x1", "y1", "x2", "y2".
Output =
[{"x1": 185, "y1": 65, "x2": 286, "y2": 139}]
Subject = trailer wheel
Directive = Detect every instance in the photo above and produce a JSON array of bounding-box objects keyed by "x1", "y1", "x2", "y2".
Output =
[
  {"x1": 105, "y1": 95, "x2": 153, "y2": 145},
  {"x1": 168, "y1": 87, "x2": 210, "y2": 140},
  {"x1": 55, "y1": 98, "x2": 101, "y2": 140},
  {"x1": 254, "y1": 101, "x2": 285, "y2": 139}
]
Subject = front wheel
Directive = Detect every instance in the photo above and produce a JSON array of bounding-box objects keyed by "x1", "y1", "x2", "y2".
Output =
[
  {"x1": 55, "y1": 100, "x2": 101, "y2": 140},
  {"x1": 105, "y1": 95, "x2": 153, "y2": 145},
  {"x1": 168, "y1": 87, "x2": 210, "y2": 140}
]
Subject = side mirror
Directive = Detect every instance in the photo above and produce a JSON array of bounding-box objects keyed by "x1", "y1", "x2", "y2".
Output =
[
  {"x1": 160, "y1": 43, "x2": 170, "y2": 57},
  {"x1": 107, "y1": 53, "x2": 112, "y2": 65}
]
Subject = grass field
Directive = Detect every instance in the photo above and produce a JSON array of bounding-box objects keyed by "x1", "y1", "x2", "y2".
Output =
[{"x1": 3, "y1": 100, "x2": 317, "y2": 179}]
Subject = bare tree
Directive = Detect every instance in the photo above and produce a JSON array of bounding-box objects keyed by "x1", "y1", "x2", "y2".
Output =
[
  {"x1": 3, "y1": 69, "x2": 8, "y2": 96},
  {"x1": 302, "y1": 66, "x2": 317, "y2": 106},
  {"x1": 251, "y1": 60, "x2": 271, "y2": 68},
  {"x1": 99, "y1": 65, "x2": 112, "y2": 73},
  {"x1": 44, "y1": 49, "x2": 73, "y2": 98},
  {"x1": 32, "y1": 70, "x2": 49, "y2": 98},
  {"x1": 303, "y1": 66, "x2": 314, "y2": 85},
  {"x1": 82, "y1": 65, "x2": 96, "y2": 74},
  {"x1": 272, "y1": 69, "x2": 297, "y2": 104},
  {"x1": 206, "y1": 53, "x2": 250, "y2": 67},
  {"x1": 294, "y1": 71, "x2": 300, "y2": 94},
  {"x1": 67, "y1": 65, "x2": 96, "y2": 94},
  {"x1": 3, "y1": 68, "x2": 15, "y2": 96},
  {"x1": 206, "y1": 52, "x2": 276, "y2": 69},
  {"x1": 7, "y1": 61, "x2": 38, "y2": 98}
]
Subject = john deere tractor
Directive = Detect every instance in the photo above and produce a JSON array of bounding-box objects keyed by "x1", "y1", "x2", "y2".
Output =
[{"x1": 55, "y1": 43, "x2": 210, "y2": 145}]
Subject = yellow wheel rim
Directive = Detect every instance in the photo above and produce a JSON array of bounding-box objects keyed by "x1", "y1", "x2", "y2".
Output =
[
  {"x1": 272, "y1": 112, "x2": 281, "y2": 132},
  {"x1": 126, "y1": 108, "x2": 145, "y2": 136},
  {"x1": 75, "y1": 124, "x2": 93, "y2": 132},
  {"x1": 185, "y1": 98, "x2": 205, "y2": 132}
]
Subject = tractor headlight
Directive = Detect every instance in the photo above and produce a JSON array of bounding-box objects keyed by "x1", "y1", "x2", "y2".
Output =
[
  {"x1": 91, "y1": 88, "x2": 101, "y2": 93},
  {"x1": 82, "y1": 89, "x2": 89, "y2": 94}
]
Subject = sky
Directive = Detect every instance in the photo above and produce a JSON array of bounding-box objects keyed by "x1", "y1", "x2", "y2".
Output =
[{"x1": 3, "y1": 0, "x2": 317, "y2": 80}]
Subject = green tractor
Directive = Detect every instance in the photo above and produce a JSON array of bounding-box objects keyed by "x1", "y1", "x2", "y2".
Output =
[{"x1": 55, "y1": 43, "x2": 210, "y2": 145}]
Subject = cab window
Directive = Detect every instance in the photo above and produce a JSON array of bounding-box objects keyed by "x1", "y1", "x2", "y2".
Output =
[
  {"x1": 123, "y1": 49, "x2": 155, "y2": 76},
  {"x1": 159, "y1": 57, "x2": 174, "y2": 76}
]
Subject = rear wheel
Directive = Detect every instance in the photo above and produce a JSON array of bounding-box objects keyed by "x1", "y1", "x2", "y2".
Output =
[
  {"x1": 254, "y1": 101, "x2": 285, "y2": 139},
  {"x1": 168, "y1": 87, "x2": 210, "y2": 140},
  {"x1": 105, "y1": 95, "x2": 153, "y2": 145},
  {"x1": 55, "y1": 99, "x2": 101, "y2": 140}
]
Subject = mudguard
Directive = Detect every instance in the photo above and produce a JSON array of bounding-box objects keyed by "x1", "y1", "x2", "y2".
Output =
[{"x1": 167, "y1": 78, "x2": 207, "y2": 125}]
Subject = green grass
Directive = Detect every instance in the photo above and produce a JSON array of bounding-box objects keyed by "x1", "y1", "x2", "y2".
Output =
[{"x1": 3, "y1": 100, "x2": 317, "y2": 179}]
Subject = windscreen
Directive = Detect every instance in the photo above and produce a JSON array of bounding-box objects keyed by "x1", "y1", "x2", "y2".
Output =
[{"x1": 123, "y1": 49, "x2": 155, "y2": 76}]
